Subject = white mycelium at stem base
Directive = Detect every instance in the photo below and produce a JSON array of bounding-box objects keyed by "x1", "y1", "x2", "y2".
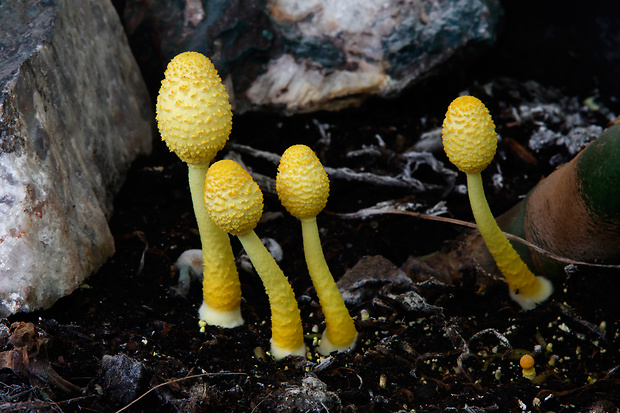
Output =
[
  {"x1": 204, "y1": 160, "x2": 306, "y2": 360},
  {"x1": 156, "y1": 51, "x2": 242, "y2": 327},
  {"x1": 277, "y1": 145, "x2": 357, "y2": 354},
  {"x1": 442, "y1": 96, "x2": 553, "y2": 310}
]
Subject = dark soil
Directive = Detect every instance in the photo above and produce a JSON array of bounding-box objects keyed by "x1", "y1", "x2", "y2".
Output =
[{"x1": 2, "y1": 2, "x2": 620, "y2": 412}]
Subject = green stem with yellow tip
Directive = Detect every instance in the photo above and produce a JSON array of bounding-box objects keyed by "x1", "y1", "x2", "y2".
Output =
[
  {"x1": 466, "y1": 173, "x2": 552, "y2": 309},
  {"x1": 236, "y1": 230, "x2": 305, "y2": 360},
  {"x1": 188, "y1": 164, "x2": 242, "y2": 327},
  {"x1": 300, "y1": 217, "x2": 357, "y2": 354}
]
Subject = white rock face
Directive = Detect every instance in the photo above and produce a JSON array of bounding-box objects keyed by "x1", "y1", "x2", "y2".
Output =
[
  {"x1": 245, "y1": 0, "x2": 501, "y2": 113},
  {"x1": 246, "y1": 53, "x2": 390, "y2": 113},
  {"x1": 117, "y1": 0, "x2": 501, "y2": 114},
  {"x1": 0, "y1": 0, "x2": 153, "y2": 315}
]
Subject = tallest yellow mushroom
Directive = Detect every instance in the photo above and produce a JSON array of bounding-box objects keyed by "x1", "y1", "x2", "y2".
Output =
[
  {"x1": 156, "y1": 52, "x2": 243, "y2": 327},
  {"x1": 442, "y1": 96, "x2": 553, "y2": 310}
]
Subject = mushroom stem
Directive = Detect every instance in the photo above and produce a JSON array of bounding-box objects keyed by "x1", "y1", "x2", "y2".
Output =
[
  {"x1": 300, "y1": 217, "x2": 357, "y2": 354},
  {"x1": 236, "y1": 230, "x2": 306, "y2": 360},
  {"x1": 466, "y1": 172, "x2": 552, "y2": 309},
  {"x1": 188, "y1": 165, "x2": 242, "y2": 328}
]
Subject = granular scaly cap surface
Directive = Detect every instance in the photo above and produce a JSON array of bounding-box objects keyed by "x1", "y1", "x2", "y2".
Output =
[
  {"x1": 442, "y1": 96, "x2": 497, "y2": 174},
  {"x1": 204, "y1": 160, "x2": 263, "y2": 235},
  {"x1": 156, "y1": 51, "x2": 232, "y2": 164},
  {"x1": 276, "y1": 145, "x2": 330, "y2": 219}
]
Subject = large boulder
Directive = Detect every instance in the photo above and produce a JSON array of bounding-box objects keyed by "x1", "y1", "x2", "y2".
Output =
[
  {"x1": 0, "y1": 0, "x2": 153, "y2": 315},
  {"x1": 120, "y1": 0, "x2": 502, "y2": 115}
]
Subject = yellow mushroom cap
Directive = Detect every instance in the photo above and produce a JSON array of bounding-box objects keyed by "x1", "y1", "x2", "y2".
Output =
[
  {"x1": 519, "y1": 354, "x2": 535, "y2": 369},
  {"x1": 442, "y1": 96, "x2": 497, "y2": 174},
  {"x1": 204, "y1": 160, "x2": 263, "y2": 235},
  {"x1": 276, "y1": 145, "x2": 330, "y2": 219},
  {"x1": 156, "y1": 51, "x2": 232, "y2": 164}
]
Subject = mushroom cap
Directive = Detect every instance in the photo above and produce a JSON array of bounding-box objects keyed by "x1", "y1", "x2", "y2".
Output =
[
  {"x1": 156, "y1": 51, "x2": 232, "y2": 164},
  {"x1": 519, "y1": 354, "x2": 535, "y2": 369},
  {"x1": 204, "y1": 160, "x2": 263, "y2": 235},
  {"x1": 442, "y1": 96, "x2": 497, "y2": 174},
  {"x1": 276, "y1": 145, "x2": 330, "y2": 219}
]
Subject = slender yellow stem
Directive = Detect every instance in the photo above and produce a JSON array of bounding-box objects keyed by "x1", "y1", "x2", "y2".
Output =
[
  {"x1": 301, "y1": 217, "x2": 357, "y2": 353},
  {"x1": 188, "y1": 164, "x2": 242, "y2": 327},
  {"x1": 466, "y1": 173, "x2": 552, "y2": 308},
  {"x1": 236, "y1": 230, "x2": 305, "y2": 359}
]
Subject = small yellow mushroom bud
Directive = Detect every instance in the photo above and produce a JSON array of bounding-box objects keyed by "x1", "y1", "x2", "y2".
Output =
[{"x1": 519, "y1": 354, "x2": 536, "y2": 380}]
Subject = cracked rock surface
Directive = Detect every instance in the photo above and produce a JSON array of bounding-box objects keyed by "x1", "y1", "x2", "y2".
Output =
[{"x1": 0, "y1": 0, "x2": 153, "y2": 315}]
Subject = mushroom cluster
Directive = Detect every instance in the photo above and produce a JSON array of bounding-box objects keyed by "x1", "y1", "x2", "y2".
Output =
[
  {"x1": 156, "y1": 52, "x2": 357, "y2": 359},
  {"x1": 157, "y1": 52, "x2": 560, "y2": 361},
  {"x1": 156, "y1": 52, "x2": 563, "y2": 363}
]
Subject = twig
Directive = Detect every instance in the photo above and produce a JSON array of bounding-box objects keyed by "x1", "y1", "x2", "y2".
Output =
[
  {"x1": 228, "y1": 143, "x2": 451, "y2": 191},
  {"x1": 468, "y1": 328, "x2": 512, "y2": 351},
  {"x1": 553, "y1": 302, "x2": 609, "y2": 345},
  {"x1": 228, "y1": 143, "x2": 280, "y2": 164},
  {"x1": 443, "y1": 318, "x2": 475, "y2": 384},
  {"x1": 331, "y1": 207, "x2": 477, "y2": 229},
  {"x1": 325, "y1": 166, "x2": 429, "y2": 190},
  {"x1": 332, "y1": 206, "x2": 620, "y2": 270},
  {"x1": 0, "y1": 395, "x2": 97, "y2": 412},
  {"x1": 115, "y1": 372, "x2": 246, "y2": 413}
]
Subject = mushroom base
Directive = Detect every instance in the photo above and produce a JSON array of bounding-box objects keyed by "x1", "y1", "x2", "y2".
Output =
[
  {"x1": 508, "y1": 276, "x2": 554, "y2": 311},
  {"x1": 318, "y1": 331, "x2": 358, "y2": 355},
  {"x1": 199, "y1": 300, "x2": 244, "y2": 328},
  {"x1": 270, "y1": 339, "x2": 307, "y2": 361}
]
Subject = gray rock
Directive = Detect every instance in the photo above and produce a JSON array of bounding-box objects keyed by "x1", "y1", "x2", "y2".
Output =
[
  {"x1": 384, "y1": 290, "x2": 443, "y2": 315},
  {"x1": 0, "y1": 0, "x2": 153, "y2": 315},
  {"x1": 272, "y1": 374, "x2": 342, "y2": 413},
  {"x1": 119, "y1": 0, "x2": 502, "y2": 114},
  {"x1": 248, "y1": 0, "x2": 501, "y2": 114},
  {"x1": 337, "y1": 255, "x2": 414, "y2": 306},
  {"x1": 101, "y1": 353, "x2": 148, "y2": 406}
]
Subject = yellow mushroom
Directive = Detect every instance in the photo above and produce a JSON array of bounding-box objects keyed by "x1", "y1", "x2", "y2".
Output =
[
  {"x1": 204, "y1": 160, "x2": 306, "y2": 360},
  {"x1": 442, "y1": 96, "x2": 553, "y2": 310},
  {"x1": 276, "y1": 144, "x2": 357, "y2": 355},
  {"x1": 519, "y1": 354, "x2": 536, "y2": 380},
  {"x1": 156, "y1": 51, "x2": 242, "y2": 328}
]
